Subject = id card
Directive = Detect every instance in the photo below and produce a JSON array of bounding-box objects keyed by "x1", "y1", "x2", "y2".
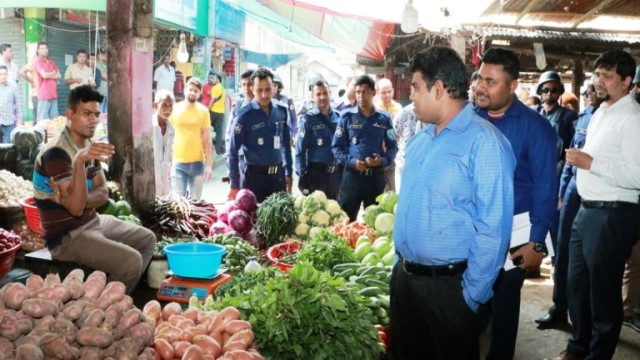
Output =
[{"x1": 274, "y1": 136, "x2": 281, "y2": 149}]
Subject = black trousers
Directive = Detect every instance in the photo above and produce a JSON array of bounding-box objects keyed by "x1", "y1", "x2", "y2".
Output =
[
  {"x1": 389, "y1": 262, "x2": 485, "y2": 360},
  {"x1": 297, "y1": 166, "x2": 343, "y2": 200},
  {"x1": 486, "y1": 267, "x2": 526, "y2": 360},
  {"x1": 241, "y1": 168, "x2": 285, "y2": 203},
  {"x1": 339, "y1": 168, "x2": 385, "y2": 222},
  {"x1": 566, "y1": 204, "x2": 640, "y2": 359},
  {"x1": 210, "y1": 111, "x2": 225, "y2": 155}
]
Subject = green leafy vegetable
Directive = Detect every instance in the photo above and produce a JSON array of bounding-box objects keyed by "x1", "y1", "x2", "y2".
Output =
[
  {"x1": 256, "y1": 192, "x2": 297, "y2": 248},
  {"x1": 296, "y1": 230, "x2": 357, "y2": 271}
]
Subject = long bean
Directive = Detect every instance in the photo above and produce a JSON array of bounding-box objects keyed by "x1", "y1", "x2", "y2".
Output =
[{"x1": 256, "y1": 192, "x2": 297, "y2": 248}]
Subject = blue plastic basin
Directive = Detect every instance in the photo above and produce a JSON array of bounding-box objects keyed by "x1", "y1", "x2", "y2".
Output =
[{"x1": 163, "y1": 242, "x2": 226, "y2": 279}]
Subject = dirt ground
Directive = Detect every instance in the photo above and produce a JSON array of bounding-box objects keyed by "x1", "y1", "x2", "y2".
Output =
[{"x1": 481, "y1": 261, "x2": 640, "y2": 359}]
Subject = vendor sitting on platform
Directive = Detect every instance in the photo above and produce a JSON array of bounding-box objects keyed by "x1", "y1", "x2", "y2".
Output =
[{"x1": 32, "y1": 85, "x2": 156, "y2": 293}]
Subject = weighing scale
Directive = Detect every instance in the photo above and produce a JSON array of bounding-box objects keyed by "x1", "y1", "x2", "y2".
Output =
[{"x1": 156, "y1": 268, "x2": 232, "y2": 304}]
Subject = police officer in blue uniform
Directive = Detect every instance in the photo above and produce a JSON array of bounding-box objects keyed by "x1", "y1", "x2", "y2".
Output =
[
  {"x1": 272, "y1": 72, "x2": 297, "y2": 140},
  {"x1": 227, "y1": 68, "x2": 293, "y2": 202},
  {"x1": 295, "y1": 78, "x2": 342, "y2": 199},
  {"x1": 332, "y1": 75, "x2": 398, "y2": 221}
]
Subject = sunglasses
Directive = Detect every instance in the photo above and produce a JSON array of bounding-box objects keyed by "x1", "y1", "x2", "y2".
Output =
[{"x1": 540, "y1": 87, "x2": 561, "y2": 94}]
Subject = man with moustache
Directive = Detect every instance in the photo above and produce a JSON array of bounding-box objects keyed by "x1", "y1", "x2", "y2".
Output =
[
  {"x1": 64, "y1": 49, "x2": 93, "y2": 90},
  {"x1": 295, "y1": 79, "x2": 342, "y2": 199},
  {"x1": 222, "y1": 69, "x2": 254, "y2": 185},
  {"x1": 169, "y1": 78, "x2": 213, "y2": 199},
  {"x1": 389, "y1": 46, "x2": 515, "y2": 360},
  {"x1": 226, "y1": 68, "x2": 293, "y2": 202},
  {"x1": 548, "y1": 50, "x2": 640, "y2": 360},
  {"x1": 473, "y1": 48, "x2": 559, "y2": 360},
  {"x1": 152, "y1": 89, "x2": 175, "y2": 196},
  {"x1": 33, "y1": 42, "x2": 61, "y2": 122}
]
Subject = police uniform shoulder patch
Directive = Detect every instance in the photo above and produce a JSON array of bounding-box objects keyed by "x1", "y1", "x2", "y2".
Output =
[
  {"x1": 387, "y1": 129, "x2": 395, "y2": 140},
  {"x1": 234, "y1": 123, "x2": 243, "y2": 134},
  {"x1": 299, "y1": 130, "x2": 306, "y2": 138},
  {"x1": 335, "y1": 127, "x2": 343, "y2": 137}
]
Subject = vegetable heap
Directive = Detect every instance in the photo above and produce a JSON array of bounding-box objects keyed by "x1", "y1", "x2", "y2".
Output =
[
  {"x1": 255, "y1": 192, "x2": 296, "y2": 249},
  {"x1": 210, "y1": 262, "x2": 382, "y2": 360},
  {"x1": 147, "y1": 194, "x2": 217, "y2": 238},
  {"x1": 201, "y1": 234, "x2": 260, "y2": 275},
  {"x1": 293, "y1": 190, "x2": 348, "y2": 241},
  {"x1": 0, "y1": 227, "x2": 21, "y2": 252},
  {"x1": 0, "y1": 169, "x2": 33, "y2": 208},
  {"x1": 210, "y1": 188, "x2": 258, "y2": 247},
  {"x1": 0, "y1": 269, "x2": 155, "y2": 358},
  {"x1": 11, "y1": 221, "x2": 44, "y2": 252},
  {"x1": 363, "y1": 191, "x2": 397, "y2": 237},
  {"x1": 294, "y1": 229, "x2": 357, "y2": 271}
]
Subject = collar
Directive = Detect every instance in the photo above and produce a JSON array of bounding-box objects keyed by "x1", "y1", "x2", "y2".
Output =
[
  {"x1": 425, "y1": 102, "x2": 473, "y2": 135},
  {"x1": 600, "y1": 92, "x2": 635, "y2": 111},
  {"x1": 61, "y1": 126, "x2": 91, "y2": 153}
]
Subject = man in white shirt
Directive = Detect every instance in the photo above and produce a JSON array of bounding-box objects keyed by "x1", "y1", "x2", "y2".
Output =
[
  {"x1": 549, "y1": 50, "x2": 640, "y2": 360},
  {"x1": 63, "y1": 49, "x2": 93, "y2": 90},
  {"x1": 153, "y1": 55, "x2": 175, "y2": 93},
  {"x1": 152, "y1": 89, "x2": 175, "y2": 196}
]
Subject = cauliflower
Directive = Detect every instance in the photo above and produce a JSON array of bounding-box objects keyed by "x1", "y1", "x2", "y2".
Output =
[
  {"x1": 309, "y1": 190, "x2": 327, "y2": 206},
  {"x1": 298, "y1": 213, "x2": 309, "y2": 224},
  {"x1": 309, "y1": 226, "x2": 323, "y2": 238},
  {"x1": 325, "y1": 199, "x2": 342, "y2": 216},
  {"x1": 295, "y1": 223, "x2": 310, "y2": 236},
  {"x1": 311, "y1": 210, "x2": 331, "y2": 226},
  {"x1": 294, "y1": 195, "x2": 306, "y2": 210}
]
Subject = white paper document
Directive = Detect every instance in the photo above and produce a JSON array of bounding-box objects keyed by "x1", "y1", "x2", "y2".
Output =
[{"x1": 503, "y1": 212, "x2": 555, "y2": 271}]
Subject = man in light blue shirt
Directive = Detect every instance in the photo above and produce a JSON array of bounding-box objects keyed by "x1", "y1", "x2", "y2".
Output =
[{"x1": 389, "y1": 46, "x2": 516, "y2": 360}]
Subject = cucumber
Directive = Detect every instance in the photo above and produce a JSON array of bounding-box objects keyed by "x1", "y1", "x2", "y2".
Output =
[
  {"x1": 375, "y1": 307, "x2": 387, "y2": 319},
  {"x1": 359, "y1": 286, "x2": 382, "y2": 297},
  {"x1": 365, "y1": 296, "x2": 381, "y2": 308},
  {"x1": 333, "y1": 263, "x2": 361, "y2": 273},
  {"x1": 355, "y1": 275, "x2": 378, "y2": 285},
  {"x1": 358, "y1": 266, "x2": 384, "y2": 277},
  {"x1": 356, "y1": 265, "x2": 376, "y2": 275},
  {"x1": 365, "y1": 279, "x2": 390, "y2": 291},
  {"x1": 335, "y1": 268, "x2": 355, "y2": 278},
  {"x1": 378, "y1": 295, "x2": 390, "y2": 309}
]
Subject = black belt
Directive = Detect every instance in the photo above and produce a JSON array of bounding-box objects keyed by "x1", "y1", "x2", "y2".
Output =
[
  {"x1": 348, "y1": 167, "x2": 383, "y2": 176},
  {"x1": 402, "y1": 258, "x2": 468, "y2": 277},
  {"x1": 246, "y1": 164, "x2": 281, "y2": 175},
  {"x1": 582, "y1": 201, "x2": 639, "y2": 209},
  {"x1": 308, "y1": 162, "x2": 341, "y2": 174}
]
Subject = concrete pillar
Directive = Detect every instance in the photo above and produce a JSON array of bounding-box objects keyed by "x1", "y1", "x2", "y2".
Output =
[
  {"x1": 106, "y1": 0, "x2": 155, "y2": 216},
  {"x1": 23, "y1": 8, "x2": 46, "y2": 121}
]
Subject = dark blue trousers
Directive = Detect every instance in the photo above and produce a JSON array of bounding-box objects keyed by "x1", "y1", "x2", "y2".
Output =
[
  {"x1": 338, "y1": 168, "x2": 385, "y2": 222},
  {"x1": 566, "y1": 204, "x2": 640, "y2": 359},
  {"x1": 551, "y1": 178, "x2": 581, "y2": 315},
  {"x1": 241, "y1": 168, "x2": 285, "y2": 203},
  {"x1": 486, "y1": 267, "x2": 526, "y2": 360},
  {"x1": 297, "y1": 166, "x2": 343, "y2": 200}
]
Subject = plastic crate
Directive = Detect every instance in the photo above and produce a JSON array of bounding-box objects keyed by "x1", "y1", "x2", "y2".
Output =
[{"x1": 19, "y1": 197, "x2": 41, "y2": 234}]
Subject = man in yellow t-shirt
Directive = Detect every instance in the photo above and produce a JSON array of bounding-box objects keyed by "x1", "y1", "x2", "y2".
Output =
[
  {"x1": 207, "y1": 73, "x2": 226, "y2": 156},
  {"x1": 169, "y1": 77, "x2": 213, "y2": 199}
]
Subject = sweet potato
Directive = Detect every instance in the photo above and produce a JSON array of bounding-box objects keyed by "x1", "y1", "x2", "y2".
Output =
[
  {"x1": 26, "y1": 274, "x2": 44, "y2": 293},
  {"x1": 113, "y1": 308, "x2": 142, "y2": 339},
  {"x1": 97, "y1": 282, "x2": 126, "y2": 310},
  {"x1": 0, "y1": 337, "x2": 13, "y2": 356},
  {"x1": 16, "y1": 343, "x2": 44, "y2": 360},
  {"x1": 103, "y1": 303, "x2": 122, "y2": 328},
  {"x1": 183, "y1": 308, "x2": 199, "y2": 322},
  {"x1": 103, "y1": 342, "x2": 118, "y2": 358},
  {"x1": 154, "y1": 320, "x2": 171, "y2": 335},
  {"x1": 0, "y1": 313, "x2": 21, "y2": 340},
  {"x1": 40, "y1": 333, "x2": 76, "y2": 360},
  {"x1": 142, "y1": 300, "x2": 162, "y2": 323},
  {"x1": 76, "y1": 326, "x2": 114, "y2": 348},
  {"x1": 222, "y1": 340, "x2": 247, "y2": 353},
  {"x1": 15, "y1": 311, "x2": 33, "y2": 334},
  {"x1": 42, "y1": 273, "x2": 61, "y2": 288},
  {"x1": 193, "y1": 334, "x2": 221, "y2": 358},
  {"x1": 63, "y1": 300, "x2": 85, "y2": 321},
  {"x1": 217, "y1": 306, "x2": 241, "y2": 324},
  {"x1": 33, "y1": 314, "x2": 55, "y2": 331},
  {"x1": 196, "y1": 311, "x2": 215, "y2": 326},
  {"x1": 172, "y1": 341, "x2": 191, "y2": 358},
  {"x1": 124, "y1": 322, "x2": 154, "y2": 346},
  {"x1": 115, "y1": 337, "x2": 146, "y2": 359},
  {"x1": 191, "y1": 324, "x2": 209, "y2": 336},
  {"x1": 161, "y1": 302, "x2": 182, "y2": 321},
  {"x1": 247, "y1": 349, "x2": 265, "y2": 360},
  {"x1": 84, "y1": 271, "x2": 107, "y2": 299},
  {"x1": 168, "y1": 314, "x2": 186, "y2": 327},
  {"x1": 224, "y1": 350, "x2": 255, "y2": 360},
  {"x1": 138, "y1": 347, "x2": 155, "y2": 360},
  {"x1": 3, "y1": 283, "x2": 29, "y2": 310},
  {"x1": 50, "y1": 284, "x2": 72, "y2": 303},
  {"x1": 65, "y1": 281, "x2": 85, "y2": 300},
  {"x1": 49, "y1": 317, "x2": 77, "y2": 344},
  {"x1": 210, "y1": 330, "x2": 223, "y2": 347},
  {"x1": 176, "y1": 318, "x2": 196, "y2": 330},
  {"x1": 203, "y1": 355, "x2": 216, "y2": 360},
  {"x1": 114, "y1": 295, "x2": 133, "y2": 312},
  {"x1": 227, "y1": 329, "x2": 254, "y2": 347},
  {"x1": 207, "y1": 312, "x2": 225, "y2": 333},
  {"x1": 79, "y1": 346, "x2": 102, "y2": 359},
  {"x1": 154, "y1": 338, "x2": 174, "y2": 360},
  {"x1": 182, "y1": 344, "x2": 204, "y2": 360},
  {"x1": 63, "y1": 269, "x2": 85, "y2": 284},
  {"x1": 80, "y1": 308, "x2": 105, "y2": 328},
  {"x1": 225, "y1": 320, "x2": 252, "y2": 335},
  {"x1": 22, "y1": 298, "x2": 59, "y2": 318}
]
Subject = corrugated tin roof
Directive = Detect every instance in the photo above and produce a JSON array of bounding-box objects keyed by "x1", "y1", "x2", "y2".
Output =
[{"x1": 481, "y1": 27, "x2": 640, "y2": 44}]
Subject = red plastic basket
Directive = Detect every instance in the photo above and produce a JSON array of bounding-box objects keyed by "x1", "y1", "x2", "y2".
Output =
[
  {"x1": 0, "y1": 241, "x2": 22, "y2": 278},
  {"x1": 266, "y1": 241, "x2": 302, "y2": 272},
  {"x1": 19, "y1": 197, "x2": 42, "y2": 234}
]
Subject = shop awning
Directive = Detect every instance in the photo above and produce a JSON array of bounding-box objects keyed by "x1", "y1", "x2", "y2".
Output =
[
  {"x1": 8, "y1": 0, "x2": 105, "y2": 11},
  {"x1": 223, "y1": 0, "x2": 395, "y2": 60},
  {"x1": 239, "y1": 48, "x2": 302, "y2": 68}
]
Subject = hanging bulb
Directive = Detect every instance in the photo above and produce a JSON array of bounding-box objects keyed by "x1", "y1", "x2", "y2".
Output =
[
  {"x1": 401, "y1": 0, "x2": 419, "y2": 34},
  {"x1": 177, "y1": 33, "x2": 189, "y2": 63}
]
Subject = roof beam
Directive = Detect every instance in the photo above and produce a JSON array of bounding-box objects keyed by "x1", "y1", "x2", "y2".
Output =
[
  {"x1": 571, "y1": 0, "x2": 616, "y2": 29},
  {"x1": 516, "y1": 0, "x2": 544, "y2": 24}
]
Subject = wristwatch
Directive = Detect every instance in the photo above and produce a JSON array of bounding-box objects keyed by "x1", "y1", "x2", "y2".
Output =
[{"x1": 532, "y1": 242, "x2": 548, "y2": 257}]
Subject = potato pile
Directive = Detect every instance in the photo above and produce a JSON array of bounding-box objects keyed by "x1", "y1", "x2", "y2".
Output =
[
  {"x1": 11, "y1": 221, "x2": 45, "y2": 252},
  {"x1": 0, "y1": 269, "x2": 155, "y2": 359},
  {"x1": 148, "y1": 300, "x2": 263, "y2": 360}
]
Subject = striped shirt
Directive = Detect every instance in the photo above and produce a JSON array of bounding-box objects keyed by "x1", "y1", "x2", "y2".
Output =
[
  {"x1": 0, "y1": 82, "x2": 21, "y2": 125},
  {"x1": 394, "y1": 103, "x2": 516, "y2": 311},
  {"x1": 33, "y1": 127, "x2": 101, "y2": 249}
]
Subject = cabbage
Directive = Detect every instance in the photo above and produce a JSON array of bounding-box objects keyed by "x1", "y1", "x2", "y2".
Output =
[
  {"x1": 228, "y1": 209, "x2": 253, "y2": 233},
  {"x1": 374, "y1": 213, "x2": 395, "y2": 234},
  {"x1": 363, "y1": 205, "x2": 385, "y2": 228},
  {"x1": 377, "y1": 192, "x2": 398, "y2": 213},
  {"x1": 235, "y1": 189, "x2": 258, "y2": 213}
]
